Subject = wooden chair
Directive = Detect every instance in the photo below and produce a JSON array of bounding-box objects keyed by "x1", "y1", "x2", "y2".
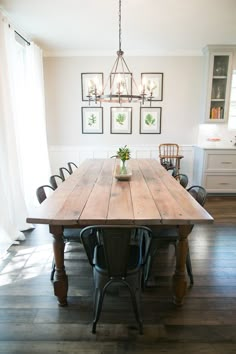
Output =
[
  {"x1": 80, "y1": 225, "x2": 153, "y2": 334},
  {"x1": 36, "y1": 184, "x2": 82, "y2": 281},
  {"x1": 159, "y1": 143, "x2": 183, "y2": 174},
  {"x1": 145, "y1": 185, "x2": 207, "y2": 286}
]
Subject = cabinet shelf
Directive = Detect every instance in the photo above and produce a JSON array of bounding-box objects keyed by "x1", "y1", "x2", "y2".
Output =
[
  {"x1": 203, "y1": 46, "x2": 234, "y2": 123},
  {"x1": 213, "y1": 76, "x2": 227, "y2": 79}
]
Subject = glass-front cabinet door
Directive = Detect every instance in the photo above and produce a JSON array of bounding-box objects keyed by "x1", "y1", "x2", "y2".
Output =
[{"x1": 203, "y1": 46, "x2": 234, "y2": 123}]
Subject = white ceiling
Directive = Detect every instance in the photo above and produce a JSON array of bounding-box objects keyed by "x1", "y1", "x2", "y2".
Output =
[{"x1": 0, "y1": 0, "x2": 236, "y2": 56}]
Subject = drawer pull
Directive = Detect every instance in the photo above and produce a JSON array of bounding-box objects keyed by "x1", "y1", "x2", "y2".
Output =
[
  {"x1": 221, "y1": 162, "x2": 232, "y2": 164},
  {"x1": 219, "y1": 182, "x2": 230, "y2": 185}
]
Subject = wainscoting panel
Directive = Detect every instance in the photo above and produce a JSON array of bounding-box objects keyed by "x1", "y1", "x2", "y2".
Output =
[{"x1": 49, "y1": 145, "x2": 194, "y2": 185}]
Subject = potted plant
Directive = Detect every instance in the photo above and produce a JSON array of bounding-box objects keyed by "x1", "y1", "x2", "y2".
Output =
[{"x1": 116, "y1": 145, "x2": 130, "y2": 174}]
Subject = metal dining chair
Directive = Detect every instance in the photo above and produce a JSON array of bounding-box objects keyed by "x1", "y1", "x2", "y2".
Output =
[
  {"x1": 80, "y1": 225, "x2": 153, "y2": 334},
  {"x1": 145, "y1": 185, "x2": 207, "y2": 286},
  {"x1": 67, "y1": 161, "x2": 78, "y2": 174},
  {"x1": 49, "y1": 174, "x2": 64, "y2": 189},
  {"x1": 36, "y1": 184, "x2": 55, "y2": 203},
  {"x1": 174, "y1": 173, "x2": 189, "y2": 188},
  {"x1": 59, "y1": 167, "x2": 71, "y2": 181}
]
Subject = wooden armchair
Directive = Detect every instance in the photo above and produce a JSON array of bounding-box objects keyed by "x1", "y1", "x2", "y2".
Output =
[{"x1": 159, "y1": 143, "x2": 183, "y2": 174}]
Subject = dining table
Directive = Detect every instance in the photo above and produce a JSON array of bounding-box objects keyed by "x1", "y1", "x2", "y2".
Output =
[{"x1": 26, "y1": 158, "x2": 214, "y2": 307}]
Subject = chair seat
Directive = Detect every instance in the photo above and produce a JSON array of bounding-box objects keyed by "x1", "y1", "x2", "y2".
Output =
[
  {"x1": 153, "y1": 227, "x2": 178, "y2": 238},
  {"x1": 63, "y1": 227, "x2": 82, "y2": 240}
]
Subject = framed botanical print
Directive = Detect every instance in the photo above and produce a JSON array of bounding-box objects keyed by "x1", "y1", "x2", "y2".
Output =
[
  {"x1": 141, "y1": 73, "x2": 163, "y2": 101},
  {"x1": 81, "y1": 107, "x2": 103, "y2": 134},
  {"x1": 110, "y1": 107, "x2": 132, "y2": 134},
  {"x1": 81, "y1": 73, "x2": 103, "y2": 101},
  {"x1": 140, "y1": 107, "x2": 162, "y2": 134},
  {"x1": 110, "y1": 73, "x2": 132, "y2": 95}
]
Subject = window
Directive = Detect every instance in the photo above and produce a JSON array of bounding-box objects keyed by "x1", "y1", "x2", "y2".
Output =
[{"x1": 228, "y1": 70, "x2": 236, "y2": 130}]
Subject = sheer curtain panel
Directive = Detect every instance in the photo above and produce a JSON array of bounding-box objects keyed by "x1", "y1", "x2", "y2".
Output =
[{"x1": 0, "y1": 13, "x2": 51, "y2": 256}]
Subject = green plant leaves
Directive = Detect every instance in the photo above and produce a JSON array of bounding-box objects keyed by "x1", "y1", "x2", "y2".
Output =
[
  {"x1": 116, "y1": 113, "x2": 126, "y2": 125},
  {"x1": 88, "y1": 113, "x2": 96, "y2": 126},
  {"x1": 145, "y1": 113, "x2": 156, "y2": 126},
  {"x1": 117, "y1": 145, "x2": 130, "y2": 161}
]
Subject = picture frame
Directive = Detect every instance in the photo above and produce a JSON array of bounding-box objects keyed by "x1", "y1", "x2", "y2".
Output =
[
  {"x1": 81, "y1": 107, "x2": 103, "y2": 134},
  {"x1": 110, "y1": 107, "x2": 132, "y2": 134},
  {"x1": 141, "y1": 72, "x2": 163, "y2": 101},
  {"x1": 110, "y1": 72, "x2": 132, "y2": 95},
  {"x1": 140, "y1": 107, "x2": 162, "y2": 134},
  {"x1": 81, "y1": 73, "x2": 104, "y2": 101}
]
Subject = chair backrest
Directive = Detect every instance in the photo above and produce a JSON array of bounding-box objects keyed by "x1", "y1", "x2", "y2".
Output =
[
  {"x1": 80, "y1": 225, "x2": 152, "y2": 278},
  {"x1": 36, "y1": 185, "x2": 55, "y2": 204},
  {"x1": 174, "y1": 173, "x2": 188, "y2": 188},
  {"x1": 159, "y1": 143, "x2": 180, "y2": 171},
  {"x1": 49, "y1": 174, "x2": 64, "y2": 189},
  {"x1": 59, "y1": 167, "x2": 71, "y2": 181},
  {"x1": 159, "y1": 143, "x2": 179, "y2": 158},
  {"x1": 187, "y1": 185, "x2": 207, "y2": 206},
  {"x1": 67, "y1": 162, "x2": 78, "y2": 174},
  {"x1": 172, "y1": 167, "x2": 178, "y2": 177}
]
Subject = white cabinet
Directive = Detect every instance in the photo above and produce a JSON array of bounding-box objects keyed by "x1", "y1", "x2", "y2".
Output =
[
  {"x1": 203, "y1": 45, "x2": 234, "y2": 123},
  {"x1": 193, "y1": 147, "x2": 236, "y2": 193}
]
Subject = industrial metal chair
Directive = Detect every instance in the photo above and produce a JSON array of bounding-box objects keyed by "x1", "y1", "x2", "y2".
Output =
[
  {"x1": 145, "y1": 185, "x2": 207, "y2": 286},
  {"x1": 36, "y1": 184, "x2": 82, "y2": 281},
  {"x1": 159, "y1": 143, "x2": 183, "y2": 174},
  {"x1": 49, "y1": 174, "x2": 64, "y2": 189},
  {"x1": 67, "y1": 161, "x2": 78, "y2": 174},
  {"x1": 174, "y1": 173, "x2": 189, "y2": 188},
  {"x1": 80, "y1": 225, "x2": 153, "y2": 334},
  {"x1": 59, "y1": 167, "x2": 71, "y2": 181},
  {"x1": 36, "y1": 185, "x2": 55, "y2": 203}
]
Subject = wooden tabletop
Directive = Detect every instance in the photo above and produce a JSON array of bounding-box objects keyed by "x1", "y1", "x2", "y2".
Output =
[{"x1": 26, "y1": 159, "x2": 214, "y2": 227}]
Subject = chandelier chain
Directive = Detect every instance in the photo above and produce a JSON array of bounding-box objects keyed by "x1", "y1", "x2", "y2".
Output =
[
  {"x1": 86, "y1": 0, "x2": 155, "y2": 105},
  {"x1": 119, "y1": 0, "x2": 122, "y2": 51}
]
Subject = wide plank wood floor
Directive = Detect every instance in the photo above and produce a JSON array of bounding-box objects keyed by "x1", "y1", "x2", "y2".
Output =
[{"x1": 0, "y1": 196, "x2": 236, "y2": 353}]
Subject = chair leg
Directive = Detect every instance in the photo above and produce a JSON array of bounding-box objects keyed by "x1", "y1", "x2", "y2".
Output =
[
  {"x1": 92, "y1": 287, "x2": 105, "y2": 334},
  {"x1": 142, "y1": 255, "x2": 152, "y2": 288},
  {"x1": 126, "y1": 281, "x2": 143, "y2": 334},
  {"x1": 186, "y1": 247, "x2": 194, "y2": 285}
]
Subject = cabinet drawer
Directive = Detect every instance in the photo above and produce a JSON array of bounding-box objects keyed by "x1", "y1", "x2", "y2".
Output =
[
  {"x1": 205, "y1": 175, "x2": 236, "y2": 190},
  {"x1": 206, "y1": 153, "x2": 236, "y2": 170}
]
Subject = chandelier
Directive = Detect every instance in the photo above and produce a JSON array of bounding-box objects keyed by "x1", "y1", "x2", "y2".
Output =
[{"x1": 87, "y1": 0, "x2": 156, "y2": 105}]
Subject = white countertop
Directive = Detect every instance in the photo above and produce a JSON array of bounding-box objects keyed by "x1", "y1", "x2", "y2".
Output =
[{"x1": 194, "y1": 144, "x2": 236, "y2": 150}]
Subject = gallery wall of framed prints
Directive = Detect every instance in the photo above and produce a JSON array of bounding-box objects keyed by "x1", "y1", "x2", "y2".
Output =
[{"x1": 80, "y1": 72, "x2": 164, "y2": 135}]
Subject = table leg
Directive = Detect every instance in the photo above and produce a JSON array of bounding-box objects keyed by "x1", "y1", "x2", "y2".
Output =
[
  {"x1": 172, "y1": 224, "x2": 192, "y2": 306},
  {"x1": 50, "y1": 225, "x2": 68, "y2": 306}
]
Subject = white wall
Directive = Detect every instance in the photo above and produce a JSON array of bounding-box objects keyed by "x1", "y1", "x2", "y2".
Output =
[
  {"x1": 43, "y1": 55, "x2": 204, "y2": 181},
  {"x1": 43, "y1": 55, "x2": 203, "y2": 146}
]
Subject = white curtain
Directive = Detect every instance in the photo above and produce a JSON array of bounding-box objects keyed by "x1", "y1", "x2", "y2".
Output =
[
  {"x1": 0, "y1": 12, "x2": 51, "y2": 256},
  {"x1": 16, "y1": 40, "x2": 51, "y2": 211}
]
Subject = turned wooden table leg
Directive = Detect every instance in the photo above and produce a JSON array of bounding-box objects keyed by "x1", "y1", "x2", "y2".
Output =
[
  {"x1": 172, "y1": 224, "x2": 192, "y2": 306},
  {"x1": 50, "y1": 225, "x2": 68, "y2": 307}
]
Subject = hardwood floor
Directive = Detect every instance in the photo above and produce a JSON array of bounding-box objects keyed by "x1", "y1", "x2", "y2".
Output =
[{"x1": 0, "y1": 196, "x2": 236, "y2": 353}]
